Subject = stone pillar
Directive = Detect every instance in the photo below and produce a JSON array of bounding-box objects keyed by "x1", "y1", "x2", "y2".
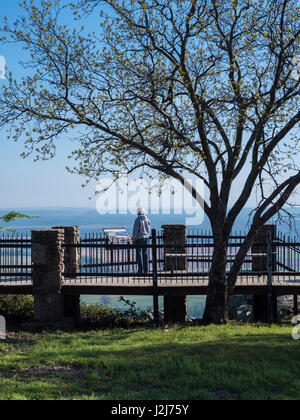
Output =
[
  {"x1": 252, "y1": 225, "x2": 277, "y2": 323},
  {"x1": 253, "y1": 295, "x2": 268, "y2": 323},
  {"x1": 52, "y1": 226, "x2": 81, "y2": 274},
  {"x1": 253, "y1": 294, "x2": 278, "y2": 323},
  {"x1": 294, "y1": 295, "x2": 299, "y2": 317},
  {"x1": 52, "y1": 226, "x2": 81, "y2": 320},
  {"x1": 32, "y1": 229, "x2": 65, "y2": 322},
  {"x1": 164, "y1": 295, "x2": 187, "y2": 323},
  {"x1": 162, "y1": 224, "x2": 187, "y2": 323},
  {"x1": 252, "y1": 225, "x2": 277, "y2": 273},
  {"x1": 162, "y1": 224, "x2": 187, "y2": 271},
  {"x1": 273, "y1": 294, "x2": 278, "y2": 323}
]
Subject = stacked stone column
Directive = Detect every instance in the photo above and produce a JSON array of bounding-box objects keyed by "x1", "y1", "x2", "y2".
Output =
[
  {"x1": 52, "y1": 226, "x2": 81, "y2": 320},
  {"x1": 162, "y1": 224, "x2": 187, "y2": 323},
  {"x1": 32, "y1": 229, "x2": 65, "y2": 322},
  {"x1": 32, "y1": 226, "x2": 81, "y2": 325},
  {"x1": 251, "y1": 225, "x2": 277, "y2": 322},
  {"x1": 252, "y1": 225, "x2": 277, "y2": 273}
]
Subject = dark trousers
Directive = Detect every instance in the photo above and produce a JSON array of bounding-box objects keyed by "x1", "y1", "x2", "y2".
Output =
[{"x1": 135, "y1": 239, "x2": 149, "y2": 273}]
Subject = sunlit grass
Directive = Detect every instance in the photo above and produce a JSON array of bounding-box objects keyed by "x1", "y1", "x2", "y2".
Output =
[{"x1": 0, "y1": 324, "x2": 299, "y2": 400}]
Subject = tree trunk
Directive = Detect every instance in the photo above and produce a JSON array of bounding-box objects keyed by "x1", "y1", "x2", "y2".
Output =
[{"x1": 202, "y1": 242, "x2": 229, "y2": 324}]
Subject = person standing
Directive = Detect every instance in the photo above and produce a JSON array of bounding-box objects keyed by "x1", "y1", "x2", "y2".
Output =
[{"x1": 132, "y1": 207, "x2": 151, "y2": 274}]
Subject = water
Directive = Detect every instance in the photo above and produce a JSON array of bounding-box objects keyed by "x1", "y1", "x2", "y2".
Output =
[
  {"x1": 1, "y1": 206, "x2": 300, "y2": 236},
  {"x1": 1, "y1": 207, "x2": 299, "y2": 318}
]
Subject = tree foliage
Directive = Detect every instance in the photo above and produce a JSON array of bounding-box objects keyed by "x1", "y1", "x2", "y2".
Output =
[{"x1": 0, "y1": 212, "x2": 37, "y2": 232}]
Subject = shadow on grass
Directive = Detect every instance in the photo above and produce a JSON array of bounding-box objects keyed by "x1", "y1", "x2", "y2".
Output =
[{"x1": 1, "y1": 328, "x2": 299, "y2": 400}]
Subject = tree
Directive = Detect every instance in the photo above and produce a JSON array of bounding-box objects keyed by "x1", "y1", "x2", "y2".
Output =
[
  {"x1": 0, "y1": 212, "x2": 37, "y2": 233},
  {"x1": 0, "y1": 0, "x2": 299, "y2": 323}
]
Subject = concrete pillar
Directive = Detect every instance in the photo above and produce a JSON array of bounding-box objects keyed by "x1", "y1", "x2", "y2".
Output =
[
  {"x1": 32, "y1": 229, "x2": 65, "y2": 322},
  {"x1": 52, "y1": 226, "x2": 81, "y2": 320},
  {"x1": 162, "y1": 224, "x2": 187, "y2": 323}
]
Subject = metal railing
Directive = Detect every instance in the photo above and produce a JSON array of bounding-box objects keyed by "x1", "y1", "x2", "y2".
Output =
[
  {"x1": 62, "y1": 229, "x2": 300, "y2": 286},
  {"x1": 1, "y1": 229, "x2": 300, "y2": 288},
  {"x1": 0, "y1": 234, "x2": 32, "y2": 282},
  {"x1": 276, "y1": 233, "x2": 300, "y2": 276}
]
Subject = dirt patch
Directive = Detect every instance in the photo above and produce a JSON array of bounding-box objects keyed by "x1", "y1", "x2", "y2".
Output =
[
  {"x1": 8, "y1": 365, "x2": 112, "y2": 382},
  {"x1": 5, "y1": 331, "x2": 41, "y2": 341},
  {"x1": 1, "y1": 332, "x2": 39, "y2": 354}
]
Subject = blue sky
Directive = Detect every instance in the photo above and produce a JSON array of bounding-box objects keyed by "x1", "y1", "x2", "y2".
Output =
[
  {"x1": 0, "y1": 1, "x2": 98, "y2": 208},
  {"x1": 0, "y1": 1, "x2": 299, "y2": 211}
]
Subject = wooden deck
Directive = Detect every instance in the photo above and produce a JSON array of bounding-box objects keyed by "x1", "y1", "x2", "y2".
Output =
[{"x1": 1, "y1": 273, "x2": 300, "y2": 296}]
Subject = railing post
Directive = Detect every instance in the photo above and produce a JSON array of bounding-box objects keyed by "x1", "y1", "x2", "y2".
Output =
[{"x1": 152, "y1": 229, "x2": 159, "y2": 324}]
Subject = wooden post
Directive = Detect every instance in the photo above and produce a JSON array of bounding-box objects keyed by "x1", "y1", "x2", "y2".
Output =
[{"x1": 162, "y1": 224, "x2": 187, "y2": 323}]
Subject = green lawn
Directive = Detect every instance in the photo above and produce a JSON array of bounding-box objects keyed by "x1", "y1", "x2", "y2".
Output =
[{"x1": 0, "y1": 324, "x2": 299, "y2": 400}]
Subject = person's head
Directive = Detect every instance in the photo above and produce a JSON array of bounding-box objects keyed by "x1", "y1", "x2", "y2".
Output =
[{"x1": 137, "y1": 207, "x2": 147, "y2": 216}]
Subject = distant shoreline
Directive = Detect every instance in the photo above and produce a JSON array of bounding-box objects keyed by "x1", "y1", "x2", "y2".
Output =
[{"x1": 1, "y1": 207, "x2": 299, "y2": 237}]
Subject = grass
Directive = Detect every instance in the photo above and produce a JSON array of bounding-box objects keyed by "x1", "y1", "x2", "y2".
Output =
[{"x1": 0, "y1": 323, "x2": 299, "y2": 400}]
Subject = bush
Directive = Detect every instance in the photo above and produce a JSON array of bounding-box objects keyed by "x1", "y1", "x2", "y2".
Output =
[
  {"x1": 80, "y1": 302, "x2": 127, "y2": 328},
  {"x1": 0, "y1": 295, "x2": 34, "y2": 322},
  {"x1": 80, "y1": 297, "x2": 151, "y2": 328},
  {"x1": 0, "y1": 295, "x2": 151, "y2": 329}
]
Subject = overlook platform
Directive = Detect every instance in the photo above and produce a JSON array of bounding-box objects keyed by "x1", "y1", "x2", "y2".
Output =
[{"x1": 1, "y1": 224, "x2": 299, "y2": 323}]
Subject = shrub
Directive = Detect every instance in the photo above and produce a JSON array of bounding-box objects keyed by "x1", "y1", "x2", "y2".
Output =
[
  {"x1": 0, "y1": 295, "x2": 34, "y2": 322},
  {"x1": 80, "y1": 298, "x2": 151, "y2": 328},
  {"x1": 118, "y1": 296, "x2": 151, "y2": 323},
  {"x1": 0, "y1": 294, "x2": 151, "y2": 328}
]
